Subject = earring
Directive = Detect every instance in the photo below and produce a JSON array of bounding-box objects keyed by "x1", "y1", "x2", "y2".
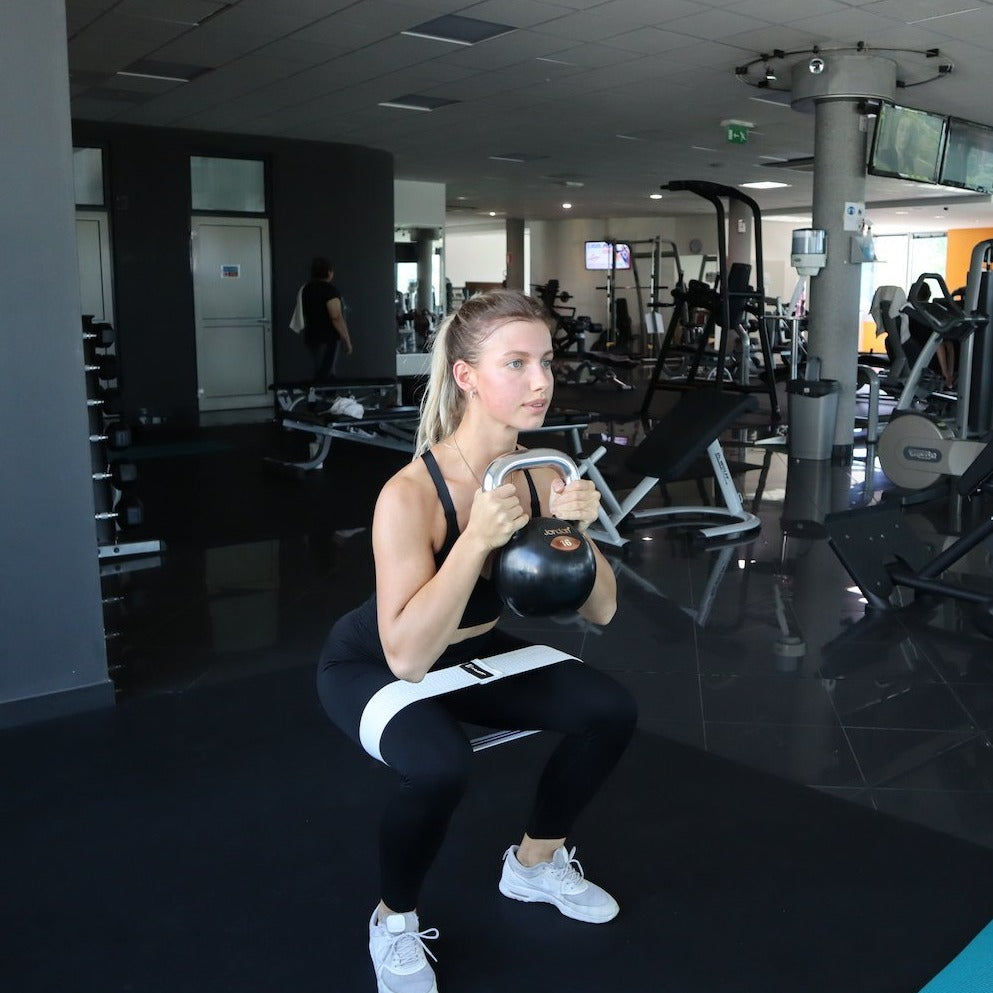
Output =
[{"x1": 469, "y1": 389, "x2": 477, "y2": 400}]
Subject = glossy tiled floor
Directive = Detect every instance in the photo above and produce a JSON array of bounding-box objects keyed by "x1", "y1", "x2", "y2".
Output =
[{"x1": 103, "y1": 409, "x2": 993, "y2": 852}]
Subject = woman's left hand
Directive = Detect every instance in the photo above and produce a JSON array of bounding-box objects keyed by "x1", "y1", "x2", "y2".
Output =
[{"x1": 549, "y1": 477, "x2": 601, "y2": 531}]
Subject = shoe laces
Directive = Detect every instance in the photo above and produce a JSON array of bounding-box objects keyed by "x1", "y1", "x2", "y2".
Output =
[
  {"x1": 388, "y1": 925, "x2": 439, "y2": 970},
  {"x1": 550, "y1": 847, "x2": 586, "y2": 891}
]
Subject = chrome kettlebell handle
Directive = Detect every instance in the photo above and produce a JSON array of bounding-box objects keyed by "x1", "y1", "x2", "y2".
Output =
[{"x1": 481, "y1": 448, "x2": 581, "y2": 492}]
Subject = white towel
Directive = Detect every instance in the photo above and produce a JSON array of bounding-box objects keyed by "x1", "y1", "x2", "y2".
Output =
[{"x1": 289, "y1": 285, "x2": 305, "y2": 333}]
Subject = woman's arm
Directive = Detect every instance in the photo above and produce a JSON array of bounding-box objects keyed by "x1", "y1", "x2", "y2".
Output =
[
  {"x1": 326, "y1": 296, "x2": 353, "y2": 354},
  {"x1": 373, "y1": 472, "x2": 526, "y2": 682},
  {"x1": 541, "y1": 466, "x2": 617, "y2": 626},
  {"x1": 577, "y1": 541, "x2": 617, "y2": 626}
]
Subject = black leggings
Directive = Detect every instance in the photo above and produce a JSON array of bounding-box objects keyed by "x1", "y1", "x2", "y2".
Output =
[{"x1": 317, "y1": 625, "x2": 637, "y2": 912}]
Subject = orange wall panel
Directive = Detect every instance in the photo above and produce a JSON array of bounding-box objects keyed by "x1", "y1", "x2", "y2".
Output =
[{"x1": 946, "y1": 228, "x2": 993, "y2": 290}]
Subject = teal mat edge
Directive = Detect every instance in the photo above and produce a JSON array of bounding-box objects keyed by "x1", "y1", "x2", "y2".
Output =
[{"x1": 919, "y1": 919, "x2": 993, "y2": 993}]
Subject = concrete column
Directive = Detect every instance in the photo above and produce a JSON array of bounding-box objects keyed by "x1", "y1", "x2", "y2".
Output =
[
  {"x1": 414, "y1": 228, "x2": 435, "y2": 313},
  {"x1": 727, "y1": 200, "x2": 752, "y2": 275},
  {"x1": 505, "y1": 218, "x2": 525, "y2": 290},
  {"x1": 808, "y1": 99, "x2": 866, "y2": 460},
  {"x1": 791, "y1": 55, "x2": 896, "y2": 462},
  {"x1": 1, "y1": 0, "x2": 114, "y2": 724}
]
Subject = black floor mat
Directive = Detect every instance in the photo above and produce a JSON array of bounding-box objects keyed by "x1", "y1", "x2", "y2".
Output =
[{"x1": 3, "y1": 662, "x2": 992, "y2": 993}]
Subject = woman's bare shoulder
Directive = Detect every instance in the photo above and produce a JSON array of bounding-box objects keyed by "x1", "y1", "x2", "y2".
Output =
[{"x1": 375, "y1": 457, "x2": 436, "y2": 527}]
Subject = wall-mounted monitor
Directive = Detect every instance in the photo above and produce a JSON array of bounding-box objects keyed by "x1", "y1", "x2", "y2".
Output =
[
  {"x1": 868, "y1": 102, "x2": 946, "y2": 184},
  {"x1": 584, "y1": 241, "x2": 631, "y2": 271},
  {"x1": 939, "y1": 116, "x2": 993, "y2": 194}
]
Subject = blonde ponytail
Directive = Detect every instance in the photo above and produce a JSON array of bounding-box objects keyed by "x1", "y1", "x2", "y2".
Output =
[{"x1": 414, "y1": 313, "x2": 462, "y2": 456}]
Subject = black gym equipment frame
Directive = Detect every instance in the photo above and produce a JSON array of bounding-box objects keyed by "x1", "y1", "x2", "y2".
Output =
[
  {"x1": 823, "y1": 441, "x2": 993, "y2": 632},
  {"x1": 641, "y1": 180, "x2": 780, "y2": 420}
]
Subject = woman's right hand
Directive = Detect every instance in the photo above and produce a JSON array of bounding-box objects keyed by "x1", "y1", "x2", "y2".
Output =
[{"x1": 464, "y1": 482, "x2": 529, "y2": 551}]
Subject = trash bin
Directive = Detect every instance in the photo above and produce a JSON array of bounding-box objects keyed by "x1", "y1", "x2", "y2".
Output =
[{"x1": 786, "y1": 378, "x2": 840, "y2": 460}]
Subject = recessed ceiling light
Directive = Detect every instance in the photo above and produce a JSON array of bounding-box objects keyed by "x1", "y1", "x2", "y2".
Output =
[
  {"x1": 562, "y1": 202, "x2": 572, "y2": 209},
  {"x1": 116, "y1": 59, "x2": 207, "y2": 83},
  {"x1": 748, "y1": 94, "x2": 791, "y2": 108},
  {"x1": 402, "y1": 14, "x2": 514, "y2": 45},
  {"x1": 740, "y1": 181, "x2": 790, "y2": 189},
  {"x1": 488, "y1": 211, "x2": 497, "y2": 217},
  {"x1": 379, "y1": 95, "x2": 459, "y2": 112},
  {"x1": 907, "y1": 8, "x2": 982, "y2": 24},
  {"x1": 649, "y1": 193, "x2": 663, "y2": 200},
  {"x1": 488, "y1": 153, "x2": 548, "y2": 164},
  {"x1": 116, "y1": 70, "x2": 190, "y2": 83}
]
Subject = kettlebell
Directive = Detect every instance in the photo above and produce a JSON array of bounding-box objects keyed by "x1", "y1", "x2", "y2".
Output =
[{"x1": 482, "y1": 449, "x2": 597, "y2": 617}]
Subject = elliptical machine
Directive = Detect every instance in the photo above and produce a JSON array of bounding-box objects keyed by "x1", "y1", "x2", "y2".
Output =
[{"x1": 876, "y1": 273, "x2": 988, "y2": 492}]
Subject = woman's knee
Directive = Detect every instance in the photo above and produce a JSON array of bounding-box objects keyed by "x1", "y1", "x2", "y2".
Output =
[
  {"x1": 582, "y1": 677, "x2": 638, "y2": 740},
  {"x1": 383, "y1": 724, "x2": 474, "y2": 800}
]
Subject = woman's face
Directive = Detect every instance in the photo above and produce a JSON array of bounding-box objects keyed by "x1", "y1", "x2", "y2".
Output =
[{"x1": 468, "y1": 317, "x2": 554, "y2": 429}]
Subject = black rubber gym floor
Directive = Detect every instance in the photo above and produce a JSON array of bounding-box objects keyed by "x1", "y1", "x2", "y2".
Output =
[
  {"x1": 4, "y1": 416, "x2": 993, "y2": 991},
  {"x1": 3, "y1": 667, "x2": 992, "y2": 993}
]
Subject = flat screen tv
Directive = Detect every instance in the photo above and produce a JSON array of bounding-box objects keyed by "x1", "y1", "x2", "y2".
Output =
[
  {"x1": 584, "y1": 241, "x2": 631, "y2": 271},
  {"x1": 939, "y1": 116, "x2": 993, "y2": 194},
  {"x1": 868, "y1": 102, "x2": 946, "y2": 184}
]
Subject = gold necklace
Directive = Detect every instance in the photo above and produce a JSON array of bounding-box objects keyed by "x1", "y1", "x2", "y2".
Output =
[{"x1": 449, "y1": 434, "x2": 483, "y2": 486}]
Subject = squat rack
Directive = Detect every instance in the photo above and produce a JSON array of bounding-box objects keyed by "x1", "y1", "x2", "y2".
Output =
[
  {"x1": 596, "y1": 236, "x2": 670, "y2": 355},
  {"x1": 641, "y1": 180, "x2": 780, "y2": 420}
]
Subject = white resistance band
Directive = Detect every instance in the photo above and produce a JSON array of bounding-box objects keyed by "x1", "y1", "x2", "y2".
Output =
[{"x1": 359, "y1": 644, "x2": 575, "y2": 763}]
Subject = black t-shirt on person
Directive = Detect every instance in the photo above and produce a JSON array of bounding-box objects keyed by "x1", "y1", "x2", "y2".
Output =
[{"x1": 301, "y1": 280, "x2": 341, "y2": 344}]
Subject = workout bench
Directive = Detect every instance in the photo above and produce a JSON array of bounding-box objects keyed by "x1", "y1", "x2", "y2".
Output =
[
  {"x1": 577, "y1": 390, "x2": 762, "y2": 546},
  {"x1": 267, "y1": 406, "x2": 422, "y2": 471},
  {"x1": 271, "y1": 408, "x2": 594, "y2": 474},
  {"x1": 269, "y1": 378, "x2": 402, "y2": 414}
]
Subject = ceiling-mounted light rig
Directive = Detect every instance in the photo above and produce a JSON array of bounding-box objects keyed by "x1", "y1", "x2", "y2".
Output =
[{"x1": 734, "y1": 42, "x2": 954, "y2": 94}]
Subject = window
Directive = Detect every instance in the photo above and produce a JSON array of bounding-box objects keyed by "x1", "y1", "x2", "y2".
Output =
[
  {"x1": 73, "y1": 147, "x2": 104, "y2": 206},
  {"x1": 190, "y1": 156, "x2": 265, "y2": 213},
  {"x1": 859, "y1": 232, "x2": 947, "y2": 346}
]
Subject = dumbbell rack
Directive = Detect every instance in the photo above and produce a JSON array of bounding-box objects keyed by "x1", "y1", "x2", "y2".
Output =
[
  {"x1": 83, "y1": 316, "x2": 162, "y2": 562},
  {"x1": 85, "y1": 315, "x2": 164, "y2": 686}
]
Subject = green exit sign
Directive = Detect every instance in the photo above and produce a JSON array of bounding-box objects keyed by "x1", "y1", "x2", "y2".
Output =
[{"x1": 726, "y1": 124, "x2": 749, "y2": 144}]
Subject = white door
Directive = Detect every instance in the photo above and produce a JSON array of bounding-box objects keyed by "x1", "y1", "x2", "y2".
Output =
[
  {"x1": 76, "y1": 211, "x2": 114, "y2": 324},
  {"x1": 191, "y1": 217, "x2": 273, "y2": 411}
]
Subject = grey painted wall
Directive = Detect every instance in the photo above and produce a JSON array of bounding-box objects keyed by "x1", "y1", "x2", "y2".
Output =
[{"x1": 0, "y1": 0, "x2": 114, "y2": 724}]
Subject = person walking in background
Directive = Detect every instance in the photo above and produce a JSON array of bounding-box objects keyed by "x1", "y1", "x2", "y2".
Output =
[{"x1": 302, "y1": 257, "x2": 352, "y2": 382}]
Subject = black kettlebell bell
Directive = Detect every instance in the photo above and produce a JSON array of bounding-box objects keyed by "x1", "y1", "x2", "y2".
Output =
[{"x1": 482, "y1": 449, "x2": 597, "y2": 617}]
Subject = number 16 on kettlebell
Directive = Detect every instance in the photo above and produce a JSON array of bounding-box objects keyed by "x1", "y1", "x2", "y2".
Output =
[{"x1": 482, "y1": 449, "x2": 597, "y2": 617}]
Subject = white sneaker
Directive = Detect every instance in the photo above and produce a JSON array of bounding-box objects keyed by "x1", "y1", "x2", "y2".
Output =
[
  {"x1": 368, "y1": 908, "x2": 439, "y2": 993},
  {"x1": 498, "y1": 845, "x2": 619, "y2": 923}
]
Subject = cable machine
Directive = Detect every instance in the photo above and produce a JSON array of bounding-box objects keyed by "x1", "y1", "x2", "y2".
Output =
[
  {"x1": 641, "y1": 180, "x2": 780, "y2": 420},
  {"x1": 596, "y1": 237, "x2": 667, "y2": 355}
]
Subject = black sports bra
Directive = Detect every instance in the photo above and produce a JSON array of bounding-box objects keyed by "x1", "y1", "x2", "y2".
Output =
[{"x1": 422, "y1": 449, "x2": 541, "y2": 627}]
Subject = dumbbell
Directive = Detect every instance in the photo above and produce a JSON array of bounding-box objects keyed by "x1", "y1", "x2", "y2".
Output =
[
  {"x1": 90, "y1": 423, "x2": 132, "y2": 450},
  {"x1": 82, "y1": 317, "x2": 115, "y2": 348},
  {"x1": 92, "y1": 461, "x2": 138, "y2": 488},
  {"x1": 95, "y1": 492, "x2": 144, "y2": 531}
]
